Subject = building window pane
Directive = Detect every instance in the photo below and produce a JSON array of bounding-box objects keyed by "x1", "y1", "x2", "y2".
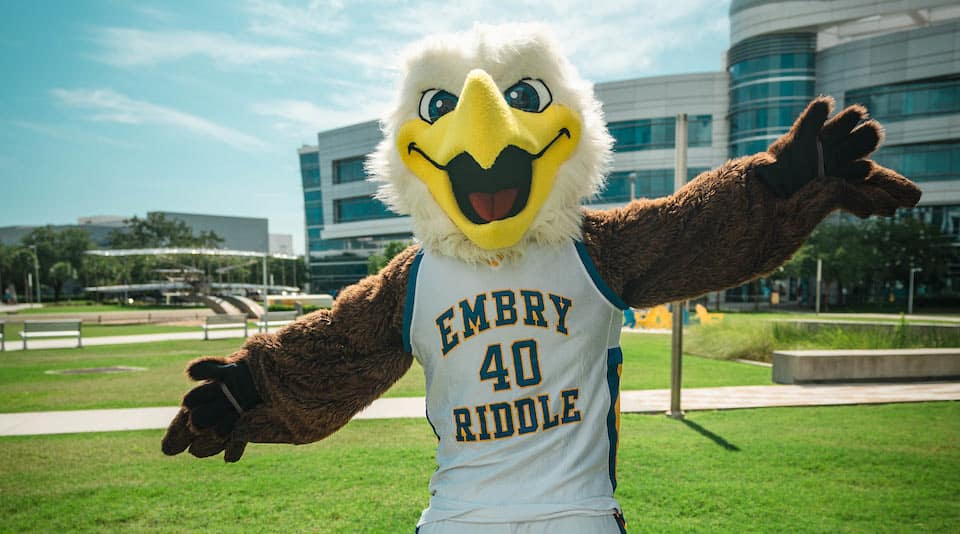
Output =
[
  {"x1": 872, "y1": 141, "x2": 960, "y2": 183},
  {"x1": 334, "y1": 196, "x2": 398, "y2": 223},
  {"x1": 299, "y1": 151, "x2": 320, "y2": 188},
  {"x1": 333, "y1": 156, "x2": 368, "y2": 184},
  {"x1": 846, "y1": 76, "x2": 960, "y2": 122},
  {"x1": 588, "y1": 167, "x2": 710, "y2": 204}
]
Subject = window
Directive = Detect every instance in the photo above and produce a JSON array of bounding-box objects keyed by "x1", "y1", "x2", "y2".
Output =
[
  {"x1": 334, "y1": 196, "x2": 398, "y2": 223},
  {"x1": 587, "y1": 167, "x2": 710, "y2": 204},
  {"x1": 304, "y1": 189, "x2": 324, "y2": 226},
  {"x1": 872, "y1": 141, "x2": 960, "y2": 183},
  {"x1": 729, "y1": 102, "x2": 808, "y2": 138},
  {"x1": 730, "y1": 80, "x2": 816, "y2": 110},
  {"x1": 608, "y1": 115, "x2": 712, "y2": 153},
  {"x1": 305, "y1": 206, "x2": 323, "y2": 226},
  {"x1": 299, "y1": 151, "x2": 320, "y2": 187},
  {"x1": 728, "y1": 52, "x2": 815, "y2": 84},
  {"x1": 846, "y1": 76, "x2": 960, "y2": 122},
  {"x1": 729, "y1": 139, "x2": 773, "y2": 157},
  {"x1": 333, "y1": 156, "x2": 368, "y2": 184},
  {"x1": 687, "y1": 115, "x2": 713, "y2": 147}
]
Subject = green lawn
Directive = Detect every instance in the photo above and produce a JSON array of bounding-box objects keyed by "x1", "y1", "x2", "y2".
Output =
[
  {"x1": 0, "y1": 333, "x2": 770, "y2": 413},
  {"x1": 0, "y1": 402, "x2": 956, "y2": 532}
]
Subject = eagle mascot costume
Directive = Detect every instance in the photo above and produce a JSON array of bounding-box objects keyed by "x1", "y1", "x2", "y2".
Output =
[{"x1": 163, "y1": 24, "x2": 920, "y2": 533}]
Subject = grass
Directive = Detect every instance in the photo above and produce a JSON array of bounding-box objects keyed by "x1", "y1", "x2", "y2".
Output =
[
  {"x1": 686, "y1": 314, "x2": 960, "y2": 362},
  {"x1": 0, "y1": 402, "x2": 956, "y2": 532},
  {"x1": 0, "y1": 333, "x2": 771, "y2": 413}
]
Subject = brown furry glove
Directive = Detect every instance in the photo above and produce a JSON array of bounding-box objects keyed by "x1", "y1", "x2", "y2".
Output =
[
  {"x1": 161, "y1": 355, "x2": 261, "y2": 462},
  {"x1": 757, "y1": 97, "x2": 921, "y2": 216}
]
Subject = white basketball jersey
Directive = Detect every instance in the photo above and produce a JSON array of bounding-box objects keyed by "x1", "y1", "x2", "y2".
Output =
[{"x1": 404, "y1": 240, "x2": 627, "y2": 526}]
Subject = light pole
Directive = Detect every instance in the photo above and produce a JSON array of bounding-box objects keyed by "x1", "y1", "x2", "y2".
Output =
[
  {"x1": 668, "y1": 113, "x2": 687, "y2": 420},
  {"x1": 28, "y1": 245, "x2": 41, "y2": 305},
  {"x1": 908, "y1": 267, "x2": 922, "y2": 315}
]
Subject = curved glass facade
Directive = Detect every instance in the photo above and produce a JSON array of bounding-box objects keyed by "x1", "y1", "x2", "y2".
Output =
[{"x1": 727, "y1": 33, "x2": 816, "y2": 157}]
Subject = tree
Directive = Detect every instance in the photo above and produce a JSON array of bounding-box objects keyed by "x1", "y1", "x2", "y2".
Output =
[
  {"x1": 48, "y1": 261, "x2": 77, "y2": 302},
  {"x1": 18, "y1": 226, "x2": 93, "y2": 300},
  {"x1": 782, "y1": 216, "x2": 954, "y2": 308},
  {"x1": 867, "y1": 218, "x2": 953, "y2": 292},
  {"x1": 367, "y1": 241, "x2": 411, "y2": 274},
  {"x1": 106, "y1": 213, "x2": 224, "y2": 249}
]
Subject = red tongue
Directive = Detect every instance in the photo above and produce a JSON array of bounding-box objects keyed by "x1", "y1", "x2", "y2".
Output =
[{"x1": 468, "y1": 189, "x2": 518, "y2": 222}]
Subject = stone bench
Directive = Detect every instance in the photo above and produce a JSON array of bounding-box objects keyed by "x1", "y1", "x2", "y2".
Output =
[
  {"x1": 22, "y1": 319, "x2": 83, "y2": 349},
  {"x1": 772, "y1": 348, "x2": 960, "y2": 384},
  {"x1": 202, "y1": 314, "x2": 249, "y2": 340}
]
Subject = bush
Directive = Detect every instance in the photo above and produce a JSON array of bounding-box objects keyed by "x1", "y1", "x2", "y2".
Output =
[{"x1": 685, "y1": 316, "x2": 960, "y2": 362}]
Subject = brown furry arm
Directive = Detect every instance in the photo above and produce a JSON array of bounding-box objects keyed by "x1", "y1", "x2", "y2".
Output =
[
  {"x1": 582, "y1": 98, "x2": 921, "y2": 308},
  {"x1": 162, "y1": 245, "x2": 419, "y2": 459},
  {"x1": 235, "y1": 246, "x2": 418, "y2": 445}
]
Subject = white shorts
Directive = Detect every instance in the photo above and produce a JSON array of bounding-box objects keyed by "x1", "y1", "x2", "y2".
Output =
[{"x1": 416, "y1": 513, "x2": 627, "y2": 534}]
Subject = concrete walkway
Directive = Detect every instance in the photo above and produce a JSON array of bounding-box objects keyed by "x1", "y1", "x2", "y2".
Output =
[
  {"x1": 2, "y1": 328, "x2": 258, "y2": 351},
  {"x1": 1, "y1": 382, "x2": 957, "y2": 437}
]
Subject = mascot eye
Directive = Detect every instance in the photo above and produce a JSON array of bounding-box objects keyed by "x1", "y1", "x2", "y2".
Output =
[
  {"x1": 504, "y1": 78, "x2": 552, "y2": 113},
  {"x1": 419, "y1": 89, "x2": 458, "y2": 124}
]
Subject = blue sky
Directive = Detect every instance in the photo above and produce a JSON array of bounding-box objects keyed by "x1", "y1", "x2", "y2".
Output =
[{"x1": 1, "y1": 0, "x2": 730, "y2": 254}]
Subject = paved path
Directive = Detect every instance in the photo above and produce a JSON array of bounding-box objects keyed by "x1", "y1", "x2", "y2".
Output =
[
  {"x1": 1, "y1": 382, "x2": 957, "y2": 437},
  {"x1": 2, "y1": 328, "x2": 261, "y2": 351}
]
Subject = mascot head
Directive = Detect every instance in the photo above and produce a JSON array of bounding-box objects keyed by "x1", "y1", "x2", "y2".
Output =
[{"x1": 369, "y1": 24, "x2": 612, "y2": 264}]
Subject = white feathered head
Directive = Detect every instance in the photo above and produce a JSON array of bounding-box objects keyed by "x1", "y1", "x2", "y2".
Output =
[{"x1": 368, "y1": 24, "x2": 612, "y2": 264}]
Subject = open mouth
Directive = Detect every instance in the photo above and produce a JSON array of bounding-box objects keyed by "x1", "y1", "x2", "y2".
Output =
[{"x1": 408, "y1": 128, "x2": 570, "y2": 224}]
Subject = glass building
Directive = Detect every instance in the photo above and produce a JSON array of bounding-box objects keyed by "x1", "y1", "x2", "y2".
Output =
[{"x1": 301, "y1": 0, "x2": 960, "y2": 298}]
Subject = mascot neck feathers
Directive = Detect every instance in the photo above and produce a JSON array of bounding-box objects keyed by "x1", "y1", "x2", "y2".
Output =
[{"x1": 369, "y1": 24, "x2": 613, "y2": 264}]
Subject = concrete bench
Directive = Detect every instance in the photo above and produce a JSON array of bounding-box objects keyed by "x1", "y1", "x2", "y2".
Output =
[
  {"x1": 203, "y1": 314, "x2": 249, "y2": 340},
  {"x1": 256, "y1": 311, "x2": 299, "y2": 333},
  {"x1": 772, "y1": 348, "x2": 960, "y2": 384},
  {"x1": 22, "y1": 319, "x2": 83, "y2": 349}
]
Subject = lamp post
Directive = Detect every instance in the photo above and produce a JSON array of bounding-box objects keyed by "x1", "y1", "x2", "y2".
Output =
[
  {"x1": 668, "y1": 113, "x2": 688, "y2": 420},
  {"x1": 28, "y1": 245, "x2": 41, "y2": 305},
  {"x1": 908, "y1": 266, "x2": 922, "y2": 315}
]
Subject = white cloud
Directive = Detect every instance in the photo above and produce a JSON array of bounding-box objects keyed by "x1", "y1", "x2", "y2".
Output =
[
  {"x1": 252, "y1": 98, "x2": 385, "y2": 136},
  {"x1": 51, "y1": 89, "x2": 267, "y2": 150},
  {"x1": 243, "y1": 0, "x2": 348, "y2": 38},
  {"x1": 354, "y1": 0, "x2": 730, "y2": 81},
  {"x1": 94, "y1": 27, "x2": 312, "y2": 66}
]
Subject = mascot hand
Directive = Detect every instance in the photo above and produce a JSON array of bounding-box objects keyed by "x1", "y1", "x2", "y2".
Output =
[
  {"x1": 757, "y1": 97, "x2": 920, "y2": 216},
  {"x1": 161, "y1": 356, "x2": 262, "y2": 462}
]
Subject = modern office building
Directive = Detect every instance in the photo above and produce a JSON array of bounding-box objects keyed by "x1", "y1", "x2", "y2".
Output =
[{"x1": 300, "y1": 0, "x2": 960, "y2": 296}]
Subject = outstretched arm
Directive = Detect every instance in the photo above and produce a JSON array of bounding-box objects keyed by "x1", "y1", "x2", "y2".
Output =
[
  {"x1": 162, "y1": 246, "x2": 420, "y2": 462},
  {"x1": 582, "y1": 97, "x2": 921, "y2": 309}
]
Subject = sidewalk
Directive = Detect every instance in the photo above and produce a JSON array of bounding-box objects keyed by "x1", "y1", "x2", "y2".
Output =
[
  {"x1": 1, "y1": 382, "x2": 957, "y2": 437},
  {"x1": 2, "y1": 328, "x2": 257, "y2": 351}
]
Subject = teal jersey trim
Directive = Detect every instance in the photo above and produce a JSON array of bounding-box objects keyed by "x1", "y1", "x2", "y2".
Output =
[
  {"x1": 402, "y1": 249, "x2": 425, "y2": 354},
  {"x1": 606, "y1": 347, "x2": 623, "y2": 492},
  {"x1": 574, "y1": 240, "x2": 629, "y2": 310}
]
